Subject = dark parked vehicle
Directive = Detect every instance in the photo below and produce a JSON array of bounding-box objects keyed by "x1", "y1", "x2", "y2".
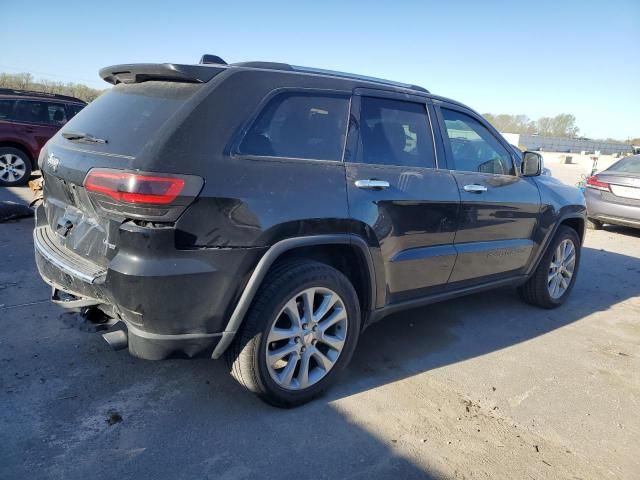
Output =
[
  {"x1": 585, "y1": 154, "x2": 640, "y2": 230},
  {"x1": 0, "y1": 89, "x2": 86, "y2": 186},
  {"x1": 33, "y1": 57, "x2": 586, "y2": 406}
]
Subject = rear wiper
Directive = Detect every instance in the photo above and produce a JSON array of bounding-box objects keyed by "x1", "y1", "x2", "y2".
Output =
[{"x1": 62, "y1": 132, "x2": 108, "y2": 144}]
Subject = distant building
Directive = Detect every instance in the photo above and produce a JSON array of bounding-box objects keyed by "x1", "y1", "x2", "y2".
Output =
[{"x1": 501, "y1": 133, "x2": 633, "y2": 155}]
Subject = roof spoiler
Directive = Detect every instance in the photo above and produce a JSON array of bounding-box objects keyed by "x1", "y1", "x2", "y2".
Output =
[{"x1": 99, "y1": 63, "x2": 225, "y2": 85}]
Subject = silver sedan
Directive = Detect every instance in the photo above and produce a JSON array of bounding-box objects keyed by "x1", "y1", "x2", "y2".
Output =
[{"x1": 585, "y1": 154, "x2": 640, "y2": 230}]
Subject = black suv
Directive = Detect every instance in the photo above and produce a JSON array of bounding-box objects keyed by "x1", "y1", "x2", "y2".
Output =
[{"x1": 34, "y1": 56, "x2": 586, "y2": 406}]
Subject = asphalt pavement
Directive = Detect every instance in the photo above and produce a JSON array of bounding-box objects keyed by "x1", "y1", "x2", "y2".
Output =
[{"x1": 1, "y1": 185, "x2": 639, "y2": 479}]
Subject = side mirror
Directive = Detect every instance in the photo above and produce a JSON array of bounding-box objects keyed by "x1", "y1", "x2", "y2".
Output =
[{"x1": 521, "y1": 151, "x2": 542, "y2": 176}]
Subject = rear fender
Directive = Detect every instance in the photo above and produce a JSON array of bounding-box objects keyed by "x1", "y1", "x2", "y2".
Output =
[{"x1": 211, "y1": 234, "x2": 376, "y2": 358}]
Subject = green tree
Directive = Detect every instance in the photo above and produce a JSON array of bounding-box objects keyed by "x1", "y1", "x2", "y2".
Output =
[{"x1": 484, "y1": 112, "x2": 580, "y2": 138}]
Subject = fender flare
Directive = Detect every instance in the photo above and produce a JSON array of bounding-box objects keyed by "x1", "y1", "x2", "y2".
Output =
[
  {"x1": 211, "y1": 234, "x2": 376, "y2": 359},
  {"x1": 526, "y1": 213, "x2": 586, "y2": 276}
]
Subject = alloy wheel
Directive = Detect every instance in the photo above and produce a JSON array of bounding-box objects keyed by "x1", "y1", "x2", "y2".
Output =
[
  {"x1": 0, "y1": 153, "x2": 27, "y2": 184},
  {"x1": 265, "y1": 287, "x2": 348, "y2": 390},
  {"x1": 547, "y1": 239, "x2": 576, "y2": 299}
]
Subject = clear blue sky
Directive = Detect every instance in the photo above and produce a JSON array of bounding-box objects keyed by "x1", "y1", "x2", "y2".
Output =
[{"x1": 3, "y1": 0, "x2": 639, "y2": 139}]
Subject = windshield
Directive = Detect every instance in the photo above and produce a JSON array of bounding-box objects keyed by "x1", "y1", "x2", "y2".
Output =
[
  {"x1": 607, "y1": 155, "x2": 640, "y2": 174},
  {"x1": 57, "y1": 81, "x2": 201, "y2": 157}
]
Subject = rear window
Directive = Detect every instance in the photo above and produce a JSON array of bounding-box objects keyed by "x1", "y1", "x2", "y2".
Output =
[
  {"x1": 238, "y1": 93, "x2": 349, "y2": 161},
  {"x1": 58, "y1": 82, "x2": 200, "y2": 157},
  {"x1": 608, "y1": 155, "x2": 640, "y2": 174}
]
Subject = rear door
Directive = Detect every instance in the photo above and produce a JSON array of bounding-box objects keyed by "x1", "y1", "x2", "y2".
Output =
[
  {"x1": 434, "y1": 102, "x2": 541, "y2": 283},
  {"x1": 14, "y1": 100, "x2": 68, "y2": 153},
  {"x1": 345, "y1": 91, "x2": 460, "y2": 305}
]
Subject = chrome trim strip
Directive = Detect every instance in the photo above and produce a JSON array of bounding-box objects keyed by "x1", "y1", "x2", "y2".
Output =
[
  {"x1": 53, "y1": 142, "x2": 136, "y2": 160},
  {"x1": 33, "y1": 230, "x2": 106, "y2": 284}
]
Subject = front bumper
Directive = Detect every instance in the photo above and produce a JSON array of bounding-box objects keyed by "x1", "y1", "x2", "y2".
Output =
[
  {"x1": 585, "y1": 188, "x2": 640, "y2": 229},
  {"x1": 33, "y1": 206, "x2": 265, "y2": 360}
]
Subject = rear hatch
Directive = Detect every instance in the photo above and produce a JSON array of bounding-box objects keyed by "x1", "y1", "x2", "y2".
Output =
[
  {"x1": 39, "y1": 75, "x2": 213, "y2": 270},
  {"x1": 599, "y1": 173, "x2": 640, "y2": 203}
]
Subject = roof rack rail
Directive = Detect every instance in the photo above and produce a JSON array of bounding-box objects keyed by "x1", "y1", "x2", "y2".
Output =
[
  {"x1": 290, "y1": 66, "x2": 429, "y2": 93},
  {"x1": 0, "y1": 88, "x2": 87, "y2": 103}
]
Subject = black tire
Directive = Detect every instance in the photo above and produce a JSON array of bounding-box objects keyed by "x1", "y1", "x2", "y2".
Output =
[
  {"x1": 518, "y1": 226, "x2": 581, "y2": 309},
  {"x1": 0, "y1": 147, "x2": 32, "y2": 187},
  {"x1": 587, "y1": 218, "x2": 603, "y2": 230},
  {"x1": 226, "y1": 259, "x2": 361, "y2": 408}
]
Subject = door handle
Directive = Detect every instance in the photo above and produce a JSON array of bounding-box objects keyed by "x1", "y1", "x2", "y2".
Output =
[
  {"x1": 463, "y1": 184, "x2": 488, "y2": 193},
  {"x1": 354, "y1": 179, "x2": 390, "y2": 189}
]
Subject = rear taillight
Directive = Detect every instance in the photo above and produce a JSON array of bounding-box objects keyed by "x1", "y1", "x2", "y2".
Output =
[
  {"x1": 83, "y1": 168, "x2": 203, "y2": 221},
  {"x1": 586, "y1": 175, "x2": 610, "y2": 192},
  {"x1": 85, "y1": 170, "x2": 185, "y2": 205}
]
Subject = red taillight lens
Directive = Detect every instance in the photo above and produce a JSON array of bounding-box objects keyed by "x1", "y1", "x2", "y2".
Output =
[
  {"x1": 85, "y1": 170, "x2": 185, "y2": 205},
  {"x1": 586, "y1": 175, "x2": 610, "y2": 192}
]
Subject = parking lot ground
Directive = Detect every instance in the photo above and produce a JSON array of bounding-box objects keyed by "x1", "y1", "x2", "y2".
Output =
[{"x1": 1, "y1": 186, "x2": 639, "y2": 480}]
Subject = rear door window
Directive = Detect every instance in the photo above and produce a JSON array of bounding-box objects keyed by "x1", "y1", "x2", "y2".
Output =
[
  {"x1": 0, "y1": 100, "x2": 15, "y2": 120},
  {"x1": 355, "y1": 96, "x2": 435, "y2": 168},
  {"x1": 13, "y1": 100, "x2": 68, "y2": 125},
  {"x1": 238, "y1": 93, "x2": 350, "y2": 161},
  {"x1": 15, "y1": 101, "x2": 52, "y2": 124},
  {"x1": 440, "y1": 108, "x2": 514, "y2": 175}
]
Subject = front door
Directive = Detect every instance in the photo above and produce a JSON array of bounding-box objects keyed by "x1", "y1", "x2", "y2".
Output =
[
  {"x1": 345, "y1": 92, "x2": 460, "y2": 305},
  {"x1": 434, "y1": 103, "x2": 541, "y2": 283}
]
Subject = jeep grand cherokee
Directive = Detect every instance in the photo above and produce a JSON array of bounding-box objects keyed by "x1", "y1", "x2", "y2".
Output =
[{"x1": 34, "y1": 56, "x2": 586, "y2": 407}]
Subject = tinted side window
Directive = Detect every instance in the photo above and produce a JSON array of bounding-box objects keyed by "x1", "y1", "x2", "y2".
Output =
[
  {"x1": 47, "y1": 103, "x2": 68, "y2": 125},
  {"x1": 14, "y1": 100, "x2": 67, "y2": 125},
  {"x1": 0, "y1": 100, "x2": 15, "y2": 120},
  {"x1": 356, "y1": 97, "x2": 435, "y2": 168},
  {"x1": 239, "y1": 93, "x2": 349, "y2": 161},
  {"x1": 67, "y1": 104, "x2": 85, "y2": 120},
  {"x1": 441, "y1": 108, "x2": 514, "y2": 175}
]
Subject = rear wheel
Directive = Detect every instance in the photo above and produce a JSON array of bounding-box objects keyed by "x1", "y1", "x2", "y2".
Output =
[
  {"x1": 226, "y1": 260, "x2": 360, "y2": 407},
  {"x1": 518, "y1": 226, "x2": 581, "y2": 309},
  {"x1": 0, "y1": 147, "x2": 32, "y2": 187},
  {"x1": 587, "y1": 218, "x2": 603, "y2": 230}
]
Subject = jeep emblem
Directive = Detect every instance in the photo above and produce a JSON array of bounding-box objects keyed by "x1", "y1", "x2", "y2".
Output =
[{"x1": 47, "y1": 153, "x2": 60, "y2": 172}]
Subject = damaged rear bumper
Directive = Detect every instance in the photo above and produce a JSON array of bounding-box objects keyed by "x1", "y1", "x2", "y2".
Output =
[{"x1": 33, "y1": 206, "x2": 264, "y2": 360}]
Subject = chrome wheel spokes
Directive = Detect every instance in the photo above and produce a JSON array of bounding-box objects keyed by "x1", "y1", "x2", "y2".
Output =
[
  {"x1": 547, "y1": 239, "x2": 576, "y2": 299},
  {"x1": 265, "y1": 287, "x2": 348, "y2": 390}
]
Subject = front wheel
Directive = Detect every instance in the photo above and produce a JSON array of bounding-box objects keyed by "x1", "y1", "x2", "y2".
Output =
[
  {"x1": 518, "y1": 226, "x2": 581, "y2": 309},
  {"x1": 226, "y1": 260, "x2": 361, "y2": 407}
]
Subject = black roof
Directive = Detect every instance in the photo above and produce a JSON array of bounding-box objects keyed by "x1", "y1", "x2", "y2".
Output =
[{"x1": 0, "y1": 88, "x2": 86, "y2": 104}]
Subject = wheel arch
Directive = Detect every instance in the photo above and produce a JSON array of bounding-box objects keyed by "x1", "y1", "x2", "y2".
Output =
[
  {"x1": 211, "y1": 234, "x2": 377, "y2": 359},
  {"x1": 559, "y1": 216, "x2": 585, "y2": 244},
  {"x1": 526, "y1": 213, "x2": 586, "y2": 277}
]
